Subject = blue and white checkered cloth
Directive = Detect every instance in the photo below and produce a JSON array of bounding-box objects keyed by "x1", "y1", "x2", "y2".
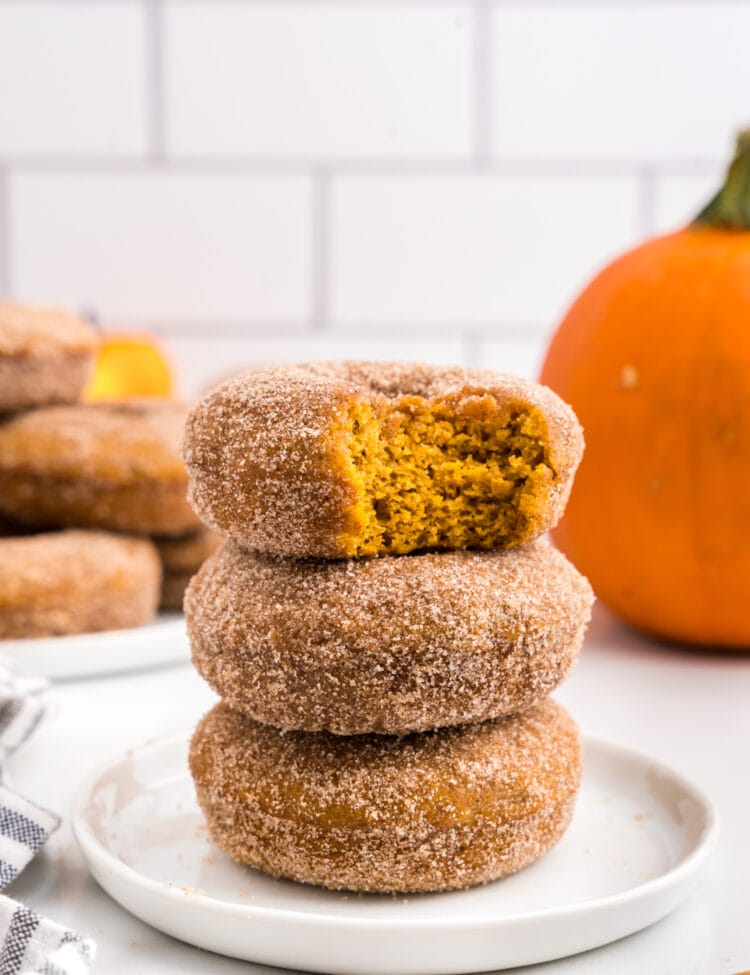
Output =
[{"x1": 0, "y1": 665, "x2": 94, "y2": 975}]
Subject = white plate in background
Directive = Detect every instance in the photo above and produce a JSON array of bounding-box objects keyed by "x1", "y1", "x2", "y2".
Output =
[
  {"x1": 0, "y1": 613, "x2": 190, "y2": 680},
  {"x1": 73, "y1": 732, "x2": 719, "y2": 975}
]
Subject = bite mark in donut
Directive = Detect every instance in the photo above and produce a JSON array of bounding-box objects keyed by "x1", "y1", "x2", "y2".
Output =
[
  {"x1": 184, "y1": 361, "x2": 584, "y2": 559},
  {"x1": 336, "y1": 394, "x2": 555, "y2": 555}
]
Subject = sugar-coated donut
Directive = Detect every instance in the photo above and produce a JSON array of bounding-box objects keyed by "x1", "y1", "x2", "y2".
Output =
[
  {"x1": 190, "y1": 698, "x2": 582, "y2": 893},
  {"x1": 187, "y1": 539, "x2": 593, "y2": 735},
  {"x1": 0, "y1": 530, "x2": 161, "y2": 638},
  {"x1": 155, "y1": 528, "x2": 222, "y2": 610},
  {"x1": 0, "y1": 401, "x2": 201, "y2": 536},
  {"x1": 184, "y1": 361, "x2": 584, "y2": 559},
  {"x1": 0, "y1": 302, "x2": 97, "y2": 411}
]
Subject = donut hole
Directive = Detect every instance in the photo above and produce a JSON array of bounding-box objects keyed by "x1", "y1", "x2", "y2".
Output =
[{"x1": 342, "y1": 396, "x2": 555, "y2": 557}]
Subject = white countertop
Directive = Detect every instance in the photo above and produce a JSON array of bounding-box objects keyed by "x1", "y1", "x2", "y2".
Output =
[{"x1": 7, "y1": 605, "x2": 748, "y2": 975}]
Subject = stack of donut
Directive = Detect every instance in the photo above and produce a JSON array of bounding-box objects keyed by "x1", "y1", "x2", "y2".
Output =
[
  {"x1": 184, "y1": 361, "x2": 594, "y2": 893},
  {"x1": 0, "y1": 302, "x2": 218, "y2": 639}
]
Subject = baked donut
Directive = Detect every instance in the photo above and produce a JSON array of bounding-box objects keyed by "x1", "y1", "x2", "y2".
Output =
[
  {"x1": 155, "y1": 528, "x2": 222, "y2": 610},
  {"x1": 184, "y1": 361, "x2": 584, "y2": 559},
  {"x1": 190, "y1": 698, "x2": 582, "y2": 893},
  {"x1": 0, "y1": 302, "x2": 97, "y2": 411},
  {"x1": 0, "y1": 401, "x2": 201, "y2": 536},
  {"x1": 0, "y1": 530, "x2": 161, "y2": 639},
  {"x1": 187, "y1": 539, "x2": 593, "y2": 735}
]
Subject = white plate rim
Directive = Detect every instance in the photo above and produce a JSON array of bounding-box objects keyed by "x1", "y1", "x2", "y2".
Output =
[
  {"x1": 72, "y1": 730, "x2": 720, "y2": 932},
  {"x1": 0, "y1": 612, "x2": 189, "y2": 680}
]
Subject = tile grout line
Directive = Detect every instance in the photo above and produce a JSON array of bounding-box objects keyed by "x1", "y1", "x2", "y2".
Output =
[
  {"x1": 0, "y1": 156, "x2": 725, "y2": 178},
  {"x1": 471, "y1": 0, "x2": 492, "y2": 166},
  {"x1": 0, "y1": 166, "x2": 11, "y2": 298},
  {"x1": 311, "y1": 167, "x2": 331, "y2": 332},
  {"x1": 145, "y1": 0, "x2": 166, "y2": 164},
  {"x1": 144, "y1": 320, "x2": 551, "y2": 340}
]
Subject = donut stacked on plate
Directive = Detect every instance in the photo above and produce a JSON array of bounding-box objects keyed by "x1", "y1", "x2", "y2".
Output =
[
  {"x1": 0, "y1": 302, "x2": 218, "y2": 639},
  {"x1": 184, "y1": 361, "x2": 594, "y2": 894}
]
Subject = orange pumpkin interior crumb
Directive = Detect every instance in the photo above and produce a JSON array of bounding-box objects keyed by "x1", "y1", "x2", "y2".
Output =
[{"x1": 333, "y1": 394, "x2": 554, "y2": 557}]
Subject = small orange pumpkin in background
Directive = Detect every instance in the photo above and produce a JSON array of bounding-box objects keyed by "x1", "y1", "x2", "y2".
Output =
[
  {"x1": 83, "y1": 332, "x2": 175, "y2": 403},
  {"x1": 541, "y1": 130, "x2": 750, "y2": 649}
]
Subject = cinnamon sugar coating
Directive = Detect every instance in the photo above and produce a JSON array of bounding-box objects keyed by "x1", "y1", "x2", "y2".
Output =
[
  {"x1": 190, "y1": 698, "x2": 582, "y2": 893},
  {"x1": 0, "y1": 530, "x2": 161, "y2": 638},
  {"x1": 184, "y1": 361, "x2": 584, "y2": 559},
  {"x1": 0, "y1": 302, "x2": 97, "y2": 411},
  {"x1": 187, "y1": 539, "x2": 593, "y2": 735},
  {"x1": 155, "y1": 528, "x2": 222, "y2": 610},
  {"x1": 0, "y1": 401, "x2": 201, "y2": 536}
]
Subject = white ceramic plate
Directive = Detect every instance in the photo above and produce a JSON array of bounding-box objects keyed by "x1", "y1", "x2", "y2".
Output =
[
  {"x1": 72, "y1": 732, "x2": 718, "y2": 975},
  {"x1": 0, "y1": 613, "x2": 189, "y2": 680}
]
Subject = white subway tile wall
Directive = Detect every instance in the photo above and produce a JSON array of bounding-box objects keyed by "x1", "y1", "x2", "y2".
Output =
[
  {"x1": 652, "y1": 168, "x2": 727, "y2": 235},
  {"x1": 164, "y1": 3, "x2": 474, "y2": 159},
  {"x1": 0, "y1": 2, "x2": 148, "y2": 157},
  {"x1": 11, "y1": 173, "x2": 312, "y2": 323},
  {"x1": 490, "y1": 4, "x2": 750, "y2": 162},
  {"x1": 330, "y1": 174, "x2": 640, "y2": 327},
  {"x1": 165, "y1": 334, "x2": 468, "y2": 401},
  {"x1": 0, "y1": 0, "x2": 735, "y2": 395}
]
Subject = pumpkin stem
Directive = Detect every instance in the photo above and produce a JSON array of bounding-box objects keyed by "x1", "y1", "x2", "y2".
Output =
[{"x1": 693, "y1": 129, "x2": 750, "y2": 230}]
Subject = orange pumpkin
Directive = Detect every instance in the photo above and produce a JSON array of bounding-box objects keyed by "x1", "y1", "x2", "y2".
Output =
[
  {"x1": 83, "y1": 332, "x2": 175, "y2": 403},
  {"x1": 540, "y1": 130, "x2": 750, "y2": 648}
]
